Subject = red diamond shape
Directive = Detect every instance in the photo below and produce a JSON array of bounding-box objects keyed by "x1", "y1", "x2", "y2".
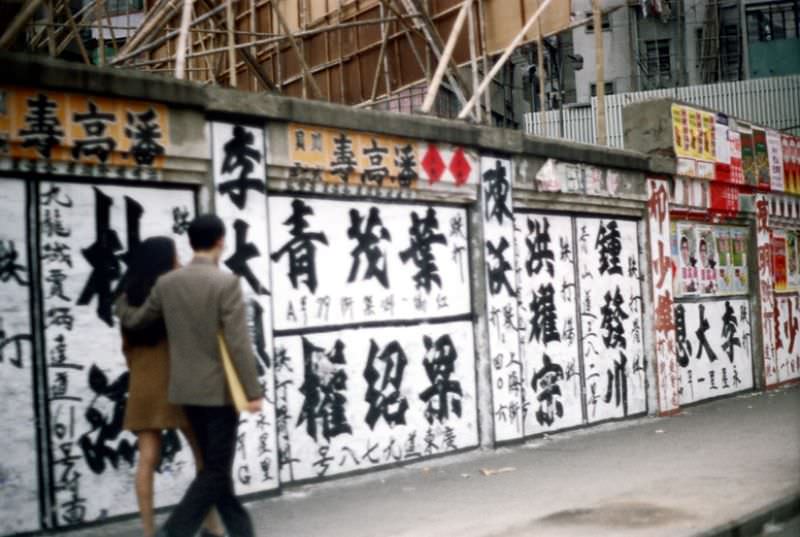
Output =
[
  {"x1": 422, "y1": 144, "x2": 445, "y2": 185},
  {"x1": 448, "y1": 147, "x2": 472, "y2": 186}
]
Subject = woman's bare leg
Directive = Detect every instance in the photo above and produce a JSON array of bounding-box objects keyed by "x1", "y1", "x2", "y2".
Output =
[
  {"x1": 182, "y1": 425, "x2": 225, "y2": 536},
  {"x1": 135, "y1": 430, "x2": 161, "y2": 537}
]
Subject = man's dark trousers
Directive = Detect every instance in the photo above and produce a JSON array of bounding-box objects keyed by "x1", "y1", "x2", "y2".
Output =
[{"x1": 163, "y1": 406, "x2": 255, "y2": 537}]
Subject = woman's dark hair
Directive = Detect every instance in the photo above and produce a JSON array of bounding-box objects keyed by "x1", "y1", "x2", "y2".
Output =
[{"x1": 121, "y1": 236, "x2": 176, "y2": 346}]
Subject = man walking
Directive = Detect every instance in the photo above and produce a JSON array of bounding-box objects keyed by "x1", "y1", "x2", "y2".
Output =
[{"x1": 117, "y1": 214, "x2": 263, "y2": 537}]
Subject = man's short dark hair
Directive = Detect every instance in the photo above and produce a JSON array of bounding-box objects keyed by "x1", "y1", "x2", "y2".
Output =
[{"x1": 188, "y1": 214, "x2": 226, "y2": 251}]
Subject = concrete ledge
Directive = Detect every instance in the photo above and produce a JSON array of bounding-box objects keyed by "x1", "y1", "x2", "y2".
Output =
[
  {"x1": 0, "y1": 52, "x2": 206, "y2": 109},
  {"x1": 694, "y1": 493, "x2": 800, "y2": 537}
]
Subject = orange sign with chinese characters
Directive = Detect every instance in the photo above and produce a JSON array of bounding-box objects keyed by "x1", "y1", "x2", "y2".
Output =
[
  {"x1": 0, "y1": 86, "x2": 169, "y2": 176},
  {"x1": 288, "y1": 123, "x2": 418, "y2": 189}
]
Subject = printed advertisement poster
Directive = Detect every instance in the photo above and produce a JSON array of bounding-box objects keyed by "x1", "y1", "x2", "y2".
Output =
[
  {"x1": 675, "y1": 223, "x2": 699, "y2": 295},
  {"x1": 729, "y1": 123, "x2": 744, "y2": 185},
  {"x1": 753, "y1": 127, "x2": 770, "y2": 189},
  {"x1": 787, "y1": 230, "x2": 800, "y2": 289},
  {"x1": 767, "y1": 129, "x2": 784, "y2": 192},
  {"x1": 730, "y1": 228, "x2": 749, "y2": 294},
  {"x1": 716, "y1": 228, "x2": 733, "y2": 293},
  {"x1": 773, "y1": 230, "x2": 788, "y2": 291},
  {"x1": 739, "y1": 123, "x2": 756, "y2": 186},
  {"x1": 715, "y1": 113, "x2": 731, "y2": 183},
  {"x1": 697, "y1": 226, "x2": 718, "y2": 294}
]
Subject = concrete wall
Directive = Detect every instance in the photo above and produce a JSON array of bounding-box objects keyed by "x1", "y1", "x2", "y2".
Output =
[{"x1": 0, "y1": 53, "x2": 764, "y2": 537}]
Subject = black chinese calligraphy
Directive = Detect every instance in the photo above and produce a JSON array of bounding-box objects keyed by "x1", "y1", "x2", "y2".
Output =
[
  {"x1": 125, "y1": 108, "x2": 165, "y2": 166},
  {"x1": 603, "y1": 351, "x2": 629, "y2": 416},
  {"x1": 78, "y1": 365, "x2": 136, "y2": 474},
  {"x1": 20, "y1": 93, "x2": 63, "y2": 159},
  {"x1": 721, "y1": 301, "x2": 741, "y2": 363},
  {"x1": 218, "y1": 125, "x2": 265, "y2": 210},
  {"x1": 0, "y1": 240, "x2": 28, "y2": 286},
  {"x1": 419, "y1": 335, "x2": 463, "y2": 424},
  {"x1": 486, "y1": 237, "x2": 515, "y2": 297},
  {"x1": 600, "y1": 287, "x2": 629, "y2": 350},
  {"x1": 525, "y1": 217, "x2": 555, "y2": 277},
  {"x1": 72, "y1": 101, "x2": 116, "y2": 163},
  {"x1": 529, "y1": 283, "x2": 561, "y2": 345},
  {"x1": 363, "y1": 339, "x2": 409, "y2": 429},
  {"x1": 695, "y1": 304, "x2": 718, "y2": 362},
  {"x1": 399, "y1": 207, "x2": 447, "y2": 293},
  {"x1": 271, "y1": 199, "x2": 329, "y2": 294},
  {"x1": 595, "y1": 220, "x2": 623, "y2": 275},
  {"x1": 530, "y1": 354, "x2": 564, "y2": 427},
  {"x1": 675, "y1": 304, "x2": 693, "y2": 367},
  {"x1": 0, "y1": 317, "x2": 31, "y2": 369},
  {"x1": 483, "y1": 159, "x2": 512, "y2": 224},
  {"x1": 330, "y1": 132, "x2": 357, "y2": 182},
  {"x1": 362, "y1": 139, "x2": 389, "y2": 186},
  {"x1": 394, "y1": 144, "x2": 418, "y2": 187},
  {"x1": 297, "y1": 338, "x2": 352, "y2": 442},
  {"x1": 347, "y1": 207, "x2": 391, "y2": 288},
  {"x1": 225, "y1": 219, "x2": 269, "y2": 295}
]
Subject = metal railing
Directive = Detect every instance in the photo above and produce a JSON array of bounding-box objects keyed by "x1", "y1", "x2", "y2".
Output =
[{"x1": 524, "y1": 75, "x2": 800, "y2": 148}]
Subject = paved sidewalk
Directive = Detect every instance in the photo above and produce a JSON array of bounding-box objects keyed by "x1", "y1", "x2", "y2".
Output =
[{"x1": 49, "y1": 385, "x2": 800, "y2": 537}]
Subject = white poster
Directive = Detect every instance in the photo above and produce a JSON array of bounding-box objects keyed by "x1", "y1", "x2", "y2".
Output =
[
  {"x1": 268, "y1": 197, "x2": 471, "y2": 331},
  {"x1": 273, "y1": 321, "x2": 478, "y2": 481},
  {"x1": 0, "y1": 178, "x2": 39, "y2": 535},
  {"x1": 515, "y1": 212, "x2": 583, "y2": 435},
  {"x1": 480, "y1": 156, "x2": 524, "y2": 442},
  {"x1": 675, "y1": 299, "x2": 754, "y2": 404},
  {"x1": 774, "y1": 294, "x2": 800, "y2": 384},
  {"x1": 576, "y1": 217, "x2": 647, "y2": 422},
  {"x1": 210, "y1": 121, "x2": 279, "y2": 494},
  {"x1": 39, "y1": 182, "x2": 197, "y2": 527},
  {"x1": 647, "y1": 178, "x2": 680, "y2": 414},
  {"x1": 767, "y1": 129, "x2": 785, "y2": 192}
]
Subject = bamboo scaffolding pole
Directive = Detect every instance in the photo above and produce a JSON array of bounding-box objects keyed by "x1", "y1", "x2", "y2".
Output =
[
  {"x1": 111, "y1": 2, "x2": 226, "y2": 64},
  {"x1": 175, "y1": 0, "x2": 195, "y2": 79},
  {"x1": 271, "y1": 0, "x2": 322, "y2": 98},
  {"x1": 381, "y1": 2, "x2": 392, "y2": 103},
  {"x1": 457, "y1": 0, "x2": 553, "y2": 119},
  {"x1": 337, "y1": 0, "x2": 345, "y2": 102},
  {"x1": 399, "y1": 0, "x2": 469, "y2": 106},
  {"x1": 46, "y1": 0, "x2": 57, "y2": 57},
  {"x1": 117, "y1": 0, "x2": 182, "y2": 58},
  {"x1": 0, "y1": 0, "x2": 46, "y2": 50},
  {"x1": 102, "y1": 0, "x2": 119, "y2": 53},
  {"x1": 63, "y1": 0, "x2": 91, "y2": 64},
  {"x1": 96, "y1": 0, "x2": 106, "y2": 65},
  {"x1": 593, "y1": 0, "x2": 606, "y2": 145},
  {"x1": 477, "y1": 0, "x2": 491, "y2": 124},
  {"x1": 420, "y1": 0, "x2": 471, "y2": 113},
  {"x1": 226, "y1": 0, "x2": 237, "y2": 86},
  {"x1": 467, "y1": 0, "x2": 480, "y2": 123},
  {"x1": 369, "y1": 3, "x2": 391, "y2": 103},
  {"x1": 377, "y1": 0, "x2": 428, "y2": 83}
]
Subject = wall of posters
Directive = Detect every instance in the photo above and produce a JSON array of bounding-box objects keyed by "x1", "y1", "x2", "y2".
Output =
[
  {"x1": 0, "y1": 178, "x2": 39, "y2": 536},
  {"x1": 210, "y1": 121, "x2": 280, "y2": 494},
  {"x1": 39, "y1": 182, "x2": 198, "y2": 527},
  {"x1": 774, "y1": 294, "x2": 800, "y2": 384},
  {"x1": 267, "y1": 194, "x2": 478, "y2": 481},
  {"x1": 577, "y1": 217, "x2": 647, "y2": 422},
  {"x1": 674, "y1": 224, "x2": 749, "y2": 298},
  {"x1": 515, "y1": 212, "x2": 583, "y2": 435},
  {"x1": 480, "y1": 156, "x2": 524, "y2": 442},
  {"x1": 647, "y1": 179, "x2": 680, "y2": 415},
  {"x1": 671, "y1": 104, "x2": 715, "y2": 180},
  {"x1": 675, "y1": 299, "x2": 754, "y2": 405}
]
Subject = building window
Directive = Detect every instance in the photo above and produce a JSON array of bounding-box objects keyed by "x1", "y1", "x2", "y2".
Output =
[
  {"x1": 644, "y1": 38, "x2": 672, "y2": 84},
  {"x1": 747, "y1": 1, "x2": 800, "y2": 42},
  {"x1": 585, "y1": 12, "x2": 611, "y2": 33},
  {"x1": 590, "y1": 81, "x2": 615, "y2": 97}
]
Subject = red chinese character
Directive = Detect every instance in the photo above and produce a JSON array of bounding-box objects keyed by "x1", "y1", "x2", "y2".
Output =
[
  {"x1": 652, "y1": 240, "x2": 673, "y2": 289},
  {"x1": 756, "y1": 198, "x2": 769, "y2": 232},
  {"x1": 648, "y1": 181, "x2": 669, "y2": 234},
  {"x1": 654, "y1": 290, "x2": 676, "y2": 333}
]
